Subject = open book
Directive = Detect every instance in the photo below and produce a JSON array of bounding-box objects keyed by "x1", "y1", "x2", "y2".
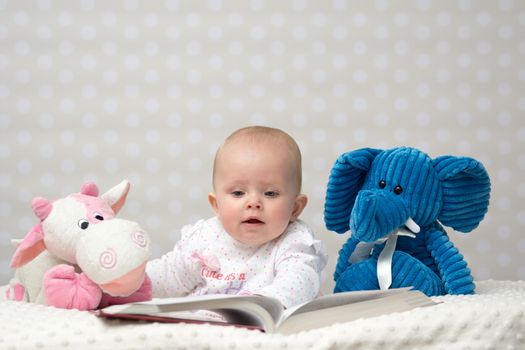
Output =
[{"x1": 96, "y1": 288, "x2": 436, "y2": 334}]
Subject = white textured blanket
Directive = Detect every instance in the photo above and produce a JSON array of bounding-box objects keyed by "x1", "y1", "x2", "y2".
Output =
[{"x1": 1, "y1": 280, "x2": 524, "y2": 350}]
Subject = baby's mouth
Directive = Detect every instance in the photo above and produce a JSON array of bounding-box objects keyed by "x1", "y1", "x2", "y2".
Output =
[{"x1": 243, "y1": 218, "x2": 263, "y2": 224}]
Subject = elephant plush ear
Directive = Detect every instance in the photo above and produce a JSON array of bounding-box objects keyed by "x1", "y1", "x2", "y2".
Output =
[
  {"x1": 433, "y1": 156, "x2": 491, "y2": 233},
  {"x1": 324, "y1": 148, "x2": 382, "y2": 234}
]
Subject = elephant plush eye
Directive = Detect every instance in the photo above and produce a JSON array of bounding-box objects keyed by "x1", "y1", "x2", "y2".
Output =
[
  {"x1": 379, "y1": 180, "x2": 386, "y2": 189},
  {"x1": 94, "y1": 212, "x2": 104, "y2": 221},
  {"x1": 394, "y1": 185, "x2": 403, "y2": 195},
  {"x1": 78, "y1": 219, "x2": 89, "y2": 230}
]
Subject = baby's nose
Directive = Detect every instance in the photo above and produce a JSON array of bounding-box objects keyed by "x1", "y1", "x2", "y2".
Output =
[{"x1": 247, "y1": 197, "x2": 262, "y2": 209}]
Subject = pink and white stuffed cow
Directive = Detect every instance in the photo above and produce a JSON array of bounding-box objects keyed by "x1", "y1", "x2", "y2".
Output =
[{"x1": 2, "y1": 180, "x2": 152, "y2": 310}]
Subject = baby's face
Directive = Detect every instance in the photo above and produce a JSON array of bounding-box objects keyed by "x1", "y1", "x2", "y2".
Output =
[{"x1": 209, "y1": 141, "x2": 302, "y2": 246}]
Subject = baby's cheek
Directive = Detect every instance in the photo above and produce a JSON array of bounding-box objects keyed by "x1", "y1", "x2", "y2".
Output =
[
  {"x1": 272, "y1": 205, "x2": 295, "y2": 229},
  {"x1": 217, "y1": 210, "x2": 238, "y2": 233}
]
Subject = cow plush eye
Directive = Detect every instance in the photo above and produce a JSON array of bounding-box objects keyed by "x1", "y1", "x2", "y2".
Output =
[
  {"x1": 94, "y1": 212, "x2": 104, "y2": 221},
  {"x1": 78, "y1": 219, "x2": 89, "y2": 230},
  {"x1": 378, "y1": 180, "x2": 386, "y2": 189},
  {"x1": 394, "y1": 185, "x2": 403, "y2": 195}
]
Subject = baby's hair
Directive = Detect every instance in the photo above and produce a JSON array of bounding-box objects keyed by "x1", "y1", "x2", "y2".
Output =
[{"x1": 212, "y1": 126, "x2": 303, "y2": 192}]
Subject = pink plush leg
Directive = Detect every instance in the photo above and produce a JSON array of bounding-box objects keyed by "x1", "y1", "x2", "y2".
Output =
[
  {"x1": 5, "y1": 282, "x2": 27, "y2": 301},
  {"x1": 98, "y1": 275, "x2": 152, "y2": 308},
  {"x1": 43, "y1": 264, "x2": 103, "y2": 310}
]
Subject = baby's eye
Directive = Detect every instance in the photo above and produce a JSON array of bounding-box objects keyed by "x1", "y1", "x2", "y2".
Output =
[
  {"x1": 231, "y1": 190, "x2": 244, "y2": 197},
  {"x1": 264, "y1": 191, "x2": 279, "y2": 197}
]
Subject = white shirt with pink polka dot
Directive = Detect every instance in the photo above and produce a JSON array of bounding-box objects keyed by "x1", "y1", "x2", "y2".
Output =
[{"x1": 146, "y1": 217, "x2": 327, "y2": 308}]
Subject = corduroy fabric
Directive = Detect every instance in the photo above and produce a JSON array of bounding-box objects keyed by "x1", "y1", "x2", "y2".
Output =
[
  {"x1": 433, "y1": 156, "x2": 491, "y2": 232},
  {"x1": 324, "y1": 147, "x2": 491, "y2": 296},
  {"x1": 324, "y1": 148, "x2": 382, "y2": 234},
  {"x1": 333, "y1": 237, "x2": 358, "y2": 282}
]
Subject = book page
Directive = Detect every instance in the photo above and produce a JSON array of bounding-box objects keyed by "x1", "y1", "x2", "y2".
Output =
[
  {"x1": 100, "y1": 294, "x2": 285, "y2": 333},
  {"x1": 281, "y1": 287, "x2": 410, "y2": 321},
  {"x1": 277, "y1": 290, "x2": 436, "y2": 335},
  {"x1": 154, "y1": 309, "x2": 229, "y2": 323},
  {"x1": 153, "y1": 307, "x2": 267, "y2": 329}
]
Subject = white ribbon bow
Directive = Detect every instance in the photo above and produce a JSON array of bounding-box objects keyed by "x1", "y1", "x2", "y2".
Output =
[{"x1": 377, "y1": 217, "x2": 420, "y2": 290}]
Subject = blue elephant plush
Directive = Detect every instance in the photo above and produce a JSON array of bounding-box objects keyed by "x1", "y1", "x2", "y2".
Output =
[{"x1": 324, "y1": 147, "x2": 491, "y2": 296}]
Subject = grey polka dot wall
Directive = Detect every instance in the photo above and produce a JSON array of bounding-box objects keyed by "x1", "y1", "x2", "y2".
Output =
[{"x1": 0, "y1": 1, "x2": 524, "y2": 295}]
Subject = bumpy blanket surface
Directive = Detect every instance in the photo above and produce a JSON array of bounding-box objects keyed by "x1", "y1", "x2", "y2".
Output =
[{"x1": 0, "y1": 280, "x2": 523, "y2": 350}]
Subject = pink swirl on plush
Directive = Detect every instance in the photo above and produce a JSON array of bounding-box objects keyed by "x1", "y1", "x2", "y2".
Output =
[
  {"x1": 99, "y1": 249, "x2": 117, "y2": 269},
  {"x1": 131, "y1": 231, "x2": 148, "y2": 248}
]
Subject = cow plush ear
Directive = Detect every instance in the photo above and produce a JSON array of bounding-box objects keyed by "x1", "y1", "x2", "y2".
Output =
[
  {"x1": 324, "y1": 148, "x2": 382, "y2": 234},
  {"x1": 10, "y1": 224, "x2": 46, "y2": 268},
  {"x1": 80, "y1": 183, "x2": 99, "y2": 197},
  {"x1": 32, "y1": 197, "x2": 52, "y2": 221},
  {"x1": 101, "y1": 180, "x2": 130, "y2": 214},
  {"x1": 433, "y1": 156, "x2": 491, "y2": 233}
]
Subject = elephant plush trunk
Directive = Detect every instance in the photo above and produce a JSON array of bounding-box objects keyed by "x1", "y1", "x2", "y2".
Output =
[{"x1": 350, "y1": 190, "x2": 410, "y2": 242}]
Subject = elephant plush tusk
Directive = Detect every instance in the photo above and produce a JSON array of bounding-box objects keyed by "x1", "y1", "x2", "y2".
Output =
[{"x1": 405, "y1": 217, "x2": 420, "y2": 234}]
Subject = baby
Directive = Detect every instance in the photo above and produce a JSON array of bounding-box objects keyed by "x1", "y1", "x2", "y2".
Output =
[{"x1": 146, "y1": 126, "x2": 327, "y2": 308}]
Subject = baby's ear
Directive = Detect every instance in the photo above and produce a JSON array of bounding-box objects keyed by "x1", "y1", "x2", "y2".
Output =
[
  {"x1": 291, "y1": 194, "x2": 308, "y2": 221},
  {"x1": 208, "y1": 193, "x2": 219, "y2": 214}
]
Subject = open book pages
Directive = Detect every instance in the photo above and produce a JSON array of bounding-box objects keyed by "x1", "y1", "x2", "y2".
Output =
[
  {"x1": 277, "y1": 288, "x2": 435, "y2": 334},
  {"x1": 99, "y1": 293, "x2": 284, "y2": 331},
  {"x1": 97, "y1": 288, "x2": 437, "y2": 334}
]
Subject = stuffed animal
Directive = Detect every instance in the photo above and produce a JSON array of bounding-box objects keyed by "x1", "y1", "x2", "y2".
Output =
[
  {"x1": 324, "y1": 147, "x2": 491, "y2": 296},
  {"x1": 2, "y1": 180, "x2": 152, "y2": 310}
]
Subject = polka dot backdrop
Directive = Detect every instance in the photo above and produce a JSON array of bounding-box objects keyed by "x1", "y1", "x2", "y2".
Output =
[{"x1": 0, "y1": 0, "x2": 524, "y2": 294}]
